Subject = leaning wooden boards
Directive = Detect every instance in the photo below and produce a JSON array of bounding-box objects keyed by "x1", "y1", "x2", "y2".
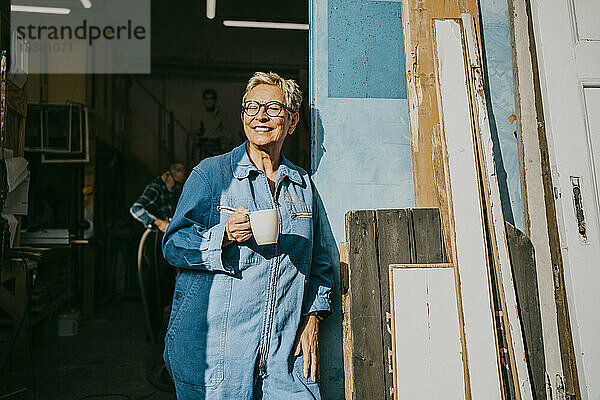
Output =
[
  {"x1": 430, "y1": 18, "x2": 533, "y2": 399},
  {"x1": 434, "y1": 19, "x2": 502, "y2": 399},
  {"x1": 461, "y1": 14, "x2": 533, "y2": 399}
]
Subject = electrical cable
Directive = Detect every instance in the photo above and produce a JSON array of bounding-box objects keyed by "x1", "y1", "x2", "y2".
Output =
[
  {"x1": 153, "y1": 230, "x2": 162, "y2": 332},
  {"x1": 21, "y1": 254, "x2": 38, "y2": 400},
  {"x1": 137, "y1": 229, "x2": 156, "y2": 343},
  {"x1": 0, "y1": 388, "x2": 27, "y2": 400}
]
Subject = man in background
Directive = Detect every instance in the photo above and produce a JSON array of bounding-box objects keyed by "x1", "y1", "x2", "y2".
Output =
[
  {"x1": 129, "y1": 163, "x2": 186, "y2": 233},
  {"x1": 192, "y1": 88, "x2": 227, "y2": 161}
]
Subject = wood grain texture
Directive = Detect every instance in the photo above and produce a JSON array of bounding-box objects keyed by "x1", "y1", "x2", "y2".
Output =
[
  {"x1": 344, "y1": 209, "x2": 449, "y2": 399},
  {"x1": 505, "y1": 222, "x2": 546, "y2": 400},
  {"x1": 411, "y1": 208, "x2": 447, "y2": 263},
  {"x1": 340, "y1": 241, "x2": 352, "y2": 400},
  {"x1": 375, "y1": 209, "x2": 412, "y2": 400},
  {"x1": 401, "y1": 0, "x2": 482, "y2": 264},
  {"x1": 345, "y1": 210, "x2": 386, "y2": 399}
]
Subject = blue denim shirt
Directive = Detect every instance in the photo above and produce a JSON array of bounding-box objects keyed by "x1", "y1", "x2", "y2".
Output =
[{"x1": 162, "y1": 141, "x2": 333, "y2": 317}]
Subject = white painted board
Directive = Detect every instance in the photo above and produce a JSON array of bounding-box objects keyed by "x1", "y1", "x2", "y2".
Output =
[
  {"x1": 509, "y1": 0, "x2": 565, "y2": 396},
  {"x1": 462, "y1": 14, "x2": 534, "y2": 399},
  {"x1": 434, "y1": 19, "x2": 502, "y2": 399},
  {"x1": 391, "y1": 267, "x2": 465, "y2": 399}
]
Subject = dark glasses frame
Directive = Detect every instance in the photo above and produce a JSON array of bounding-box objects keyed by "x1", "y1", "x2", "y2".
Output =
[{"x1": 241, "y1": 100, "x2": 295, "y2": 117}]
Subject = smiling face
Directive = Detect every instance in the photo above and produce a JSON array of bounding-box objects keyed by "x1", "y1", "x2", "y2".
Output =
[{"x1": 242, "y1": 84, "x2": 299, "y2": 150}]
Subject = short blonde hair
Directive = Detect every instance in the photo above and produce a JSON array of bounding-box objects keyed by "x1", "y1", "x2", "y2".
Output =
[{"x1": 242, "y1": 71, "x2": 303, "y2": 113}]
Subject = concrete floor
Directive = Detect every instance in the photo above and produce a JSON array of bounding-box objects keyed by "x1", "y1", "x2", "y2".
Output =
[{"x1": 25, "y1": 298, "x2": 176, "y2": 400}]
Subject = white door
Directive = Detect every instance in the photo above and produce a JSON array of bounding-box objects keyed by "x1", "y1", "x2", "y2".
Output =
[{"x1": 530, "y1": 0, "x2": 600, "y2": 397}]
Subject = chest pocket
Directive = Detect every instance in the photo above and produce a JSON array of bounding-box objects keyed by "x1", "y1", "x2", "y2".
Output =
[{"x1": 282, "y1": 186, "x2": 313, "y2": 241}]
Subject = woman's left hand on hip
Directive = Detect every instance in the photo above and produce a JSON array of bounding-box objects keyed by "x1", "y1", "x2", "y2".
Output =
[{"x1": 293, "y1": 315, "x2": 320, "y2": 382}]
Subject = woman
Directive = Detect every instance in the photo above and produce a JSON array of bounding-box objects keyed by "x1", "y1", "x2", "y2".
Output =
[{"x1": 162, "y1": 71, "x2": 333, "y2": 399}]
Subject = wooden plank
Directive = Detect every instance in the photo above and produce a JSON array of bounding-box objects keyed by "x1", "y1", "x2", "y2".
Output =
[
  {"x1": 401, "y1": 0, "x2": 482, "y2": 265},
  {"x1": 345, "y1": 210, "x2": 386, "y2": 399},
  {"x1": 411, "y1": 208, "x2": 447, "y2": 264},
  {"x1": 375, "y1": 209, "x2": 412, "y2": 399},
  {"x1": 505, "y1": 222, "x2": 546, "y2": 400},
  {"x1": 340, "y1": 241, "x2": 352, "y2": 400},
  {"x1": 434, "y1": 19, "x2": 501, "y2": 399},
  {"x1": 462, "y1": 14, "x2": 533, "y2": 399},
  {"x1": 390, "y1": 265, "x2": 465, "y2": 399},
  {"x1": 507, "y1": 0, "x2": 566, "y2": 396}
]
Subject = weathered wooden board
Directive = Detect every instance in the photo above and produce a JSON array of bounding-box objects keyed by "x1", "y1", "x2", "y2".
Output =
[
  {"x1": 505, "y1": 222, "x2": 546, "y2": 400},
  {"x1": 434, "y1": 19, "x2": 502, "y2": 399},
  {"x1": 411, "y1": 208, "x2": 447, "y2": 264},
  {"x1": 507, "y1": 0, "x2": 566, "y2": 396},
  {"x1": 343, "y1": 208, "x2": 448, "y2": 399},
  {"x1": 340, "y1": 241, "x2": 352, "y2": 400},
  {"x1": 461, "y1": 14, "x2": 533, "y2": 400},
  {"x1": 389, "y1": 264, "x2": 465, "y2": 399},
  {"x1": 375, "y1": 209, "x2": 412, "y2": 399},
  {"x1": 401, "y1": 0, "x2": 482, "y2": 264},
  {"x1": 345, "y1": 210, "x2": 386, "y2": 399}
]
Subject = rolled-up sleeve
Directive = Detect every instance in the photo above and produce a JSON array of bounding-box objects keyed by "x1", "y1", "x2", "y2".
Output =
[
  {"x1": 129, "y1": 184, "x2": 159, "y2": 228},
  {"x1": 302, "y1": 184, "x2": 334, "y2": 319},
  {"x1": 162, "y1": 169, "x2": 230, "y2": 273}
]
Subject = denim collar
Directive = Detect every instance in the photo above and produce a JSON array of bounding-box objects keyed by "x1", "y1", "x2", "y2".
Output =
[{"x1": 231, "y1": 141, "x2": 303, "y2": 185}]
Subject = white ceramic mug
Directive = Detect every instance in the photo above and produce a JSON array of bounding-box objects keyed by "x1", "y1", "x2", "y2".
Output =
[{"x1": 249, "y1": 208, "x2": 279, "y2": 245}]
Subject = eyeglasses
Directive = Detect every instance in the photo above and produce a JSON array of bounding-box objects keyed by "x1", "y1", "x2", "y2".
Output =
[{"x1": 242, "y1": 100, "x2": 294, "y2": 117}]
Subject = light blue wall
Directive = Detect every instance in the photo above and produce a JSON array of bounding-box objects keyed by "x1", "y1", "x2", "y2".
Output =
[
  {"x1": 310, "y1": 1, "x2": 412, "y2": 398},
  {"x1": 310, "y1": 0, "x2": 523, "y2": 398},
  {"x1": 479, "y1": 0, "x2": 524, "y2": 230}
]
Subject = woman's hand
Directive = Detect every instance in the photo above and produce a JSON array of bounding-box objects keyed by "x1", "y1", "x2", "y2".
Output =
[
  {"x1": 293, "y1": 315, "x2": 320, "y2": 382},
  {"x1": 153, "y1": 218, "x2": 169, "y2": 233},
  {"x1": 223, "y1": 206, "x2": 252, "y2": 246}
]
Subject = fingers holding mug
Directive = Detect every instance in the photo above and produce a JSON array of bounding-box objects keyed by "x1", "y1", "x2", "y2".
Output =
[{"x1": 225, "y1": 206, "x2": 252, "y2": 243}]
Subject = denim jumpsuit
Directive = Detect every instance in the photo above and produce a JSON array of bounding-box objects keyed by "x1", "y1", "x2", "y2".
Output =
[{"x1": 162, "y1": 142, "x2": 333, "y2": 399}]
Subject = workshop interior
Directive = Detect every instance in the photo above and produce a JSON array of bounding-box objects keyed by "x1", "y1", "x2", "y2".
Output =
[{"x1": 0, "y1": 1, "x2": 310, "y2": 398}]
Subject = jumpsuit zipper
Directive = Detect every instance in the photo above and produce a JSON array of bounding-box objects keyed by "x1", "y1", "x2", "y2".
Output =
[{"x1": 258, "y1": 172, "x2": 282, "y2": 376}]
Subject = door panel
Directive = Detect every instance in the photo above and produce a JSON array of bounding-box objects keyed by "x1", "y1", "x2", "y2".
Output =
[
  {"x1": 574, "y1": 0, "x2": 600, "y2": 40},
  {"x1": 532, "y1": 0, "x2": 600, "y2": 396},
  {"x1": 583, "y1": 87, "x2": 600, "y2": 209}
]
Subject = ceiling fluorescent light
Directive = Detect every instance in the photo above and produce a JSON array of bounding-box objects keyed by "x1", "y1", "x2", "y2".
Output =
[
  {"x1": 80, "y1": 0, "x2": 92, "y2": 9},
  {"x1": 11, "y1": 5, "x2": 71, "y2": 14},
  {"x1": 223, "y1": 20, "x2": 309, "y2": 30},
  {"x1": 206, "y1": 0, "x2": 216, "y2": 19}
]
